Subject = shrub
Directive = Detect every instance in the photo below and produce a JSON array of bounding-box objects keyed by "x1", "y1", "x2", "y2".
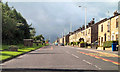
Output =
[
  {"x1": 75, "y1": 42, "x2": 80, "y2": 45},
  {"x1": 103, "y1": 41, "x2": 118, "y2": 48},
  {"x1": 73, "y1": 42, "x2": 76, "y2": 45},
  {"x1": 65, "y1": 43, "x2": 67, "y2": 45},
  {"x1": 80, "y1": 41, "x2": 85, "y2": 47},
  {"x1": 71, "y1": 42, "x2": 73, "y2": 45},
  {"x1": 80, "y1": 41, "x2": 89, "y2": 47},
  {"x1": 8, "y1": 45, "x2": 19, "y2": 51},
  {"x1": 68, "y1": 43, "x2": 70, "y2": 45},
  {"x1": 80, "y1": 41, "x2": 84, "y2": 44}
]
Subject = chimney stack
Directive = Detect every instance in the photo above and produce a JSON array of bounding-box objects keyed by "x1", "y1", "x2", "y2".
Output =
[
  {"x1": 114, "y1": 11, "x2": 119, "y2": 16},
  {"x1": 82, "y1": 25, "x2": 85, "y2": 30},
  {"x1": 91, "y1": 18, "x2": 95, "y2": 24}
]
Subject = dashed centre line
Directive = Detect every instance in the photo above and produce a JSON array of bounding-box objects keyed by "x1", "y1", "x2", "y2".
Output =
[
  {"x1": 83, "y1": 60, "x2": 92, "y2": 65},
  {"x1": 83, "y1": 60, "x2": 101, "y2": 70},
  {"x1": 65, "y1": 51, "x2": 101, "y2": 70},
  {"x1": 71, "y1": 54, "x2": 79, "y2": 59}
]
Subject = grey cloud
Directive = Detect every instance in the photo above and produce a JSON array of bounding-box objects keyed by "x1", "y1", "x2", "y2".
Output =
[{"x1": 8, "y1": 2, "x2": 117, "y2": 42}]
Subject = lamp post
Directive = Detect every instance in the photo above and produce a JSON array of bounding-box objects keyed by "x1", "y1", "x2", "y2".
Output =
[{"x1": 78, "y1": 6, "x2": 87, "y2": 48}]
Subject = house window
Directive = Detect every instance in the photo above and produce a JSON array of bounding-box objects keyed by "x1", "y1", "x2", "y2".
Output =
[
  {"x1": 116, "y1": 19, "x2": 118, "y2": 28},
  {"x1": 98, "y1": 37, "x2": 100, "y2": 46},
  {"x1": 116, "y1": 34, "x2": 118, "y2": 40},
  {"x1": 101, "y1": 24, "x2": 103, "y2": 32},
  {"x1": 107, "y1": 21, "x2": 110, "y2": 32},
  {"x1": 88, "y1": 29, "x2": 90, "y2": 34},
  {"x1": 104, "y1": 33, "x2": 106, "y2": 41}
]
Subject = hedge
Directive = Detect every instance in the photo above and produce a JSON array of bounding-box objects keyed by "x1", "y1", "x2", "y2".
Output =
[
  {"x1": 103, "y1": 41, "x2": 118, "y2": 48},
  {"x1": 80, "y1": 41, "x2": 88, "y2": 47}
]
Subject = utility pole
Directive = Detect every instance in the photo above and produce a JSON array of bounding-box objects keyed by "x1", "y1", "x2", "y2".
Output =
[
  {"x1": 70, "y1": 23, "x2": 72, "y2": 32},
  {"x1": 107, "y1": 11, "x2": 110, "y2": 18},
  {"x1": 79, "y1": 6, "x2": 87, "y2": 48},
  {"x1": 49, "y1": 36, "x2": 50, "y2": 43}
]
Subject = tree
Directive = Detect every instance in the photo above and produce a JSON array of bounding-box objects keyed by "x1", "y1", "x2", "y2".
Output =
[
  {"x1": 2, "y1": 2, "x2": 34, "y2": 44},
  {"x1": 30, "y1": 28, "x2": 36, "y2": 38},
  {"x1": 34, "y1": 35, "x2": 44, "y2": 42}
]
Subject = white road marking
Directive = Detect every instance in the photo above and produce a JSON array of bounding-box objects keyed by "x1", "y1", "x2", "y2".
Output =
[
  {"x1": 83, "y1": 60, "x2": 101, "y2": 70},
  {"x1": 65, "y1": 51, "x2": 79, "y2": 59},
  {"x1": 83, "y1": 60, "x2": 92, "y2": 65},
  {"x1": 94, "y1": 65, "x2": 101, "y2": 70},
  {"x1": 71, "y1": 54, "x2": 79, "y2": 59}
]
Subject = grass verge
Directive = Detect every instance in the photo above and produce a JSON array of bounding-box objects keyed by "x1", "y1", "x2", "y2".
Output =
[{"x1": 0, "y1": 43, "x2": 49, "y2": 62}]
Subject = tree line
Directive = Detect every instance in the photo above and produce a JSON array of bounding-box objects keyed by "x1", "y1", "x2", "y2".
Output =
[{"x1": 2, "y1": 2, "x2": 44, "y2": 45}]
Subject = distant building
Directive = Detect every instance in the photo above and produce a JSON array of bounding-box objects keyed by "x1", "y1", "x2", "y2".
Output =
[
  {"x1": 69, "y1": 18, "x2": 98, "y2": 44},
  {"x1": 63, "y1": 34, "x2": 70, "y2": 45}
]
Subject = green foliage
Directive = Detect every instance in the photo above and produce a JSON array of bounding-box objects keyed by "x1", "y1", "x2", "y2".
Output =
[
  {"x1": 30, "y1": 27, "x2": 36, "y2": 38},
  {"x1": 80, "y1": 41, "x2": 88, "y2": 47},
  {"x1": 1, "y1": 45, "x2": 9, "y2": 50},
  {"x1": 8, "y1": 45, "x2": 19, "y2": 49},
  {"x1": 2, "y1": 2, "x2": 34, "y2": 44},
  {"x1": 103, "y1": 41, "x2": 118, "y2": 48},
  {"x1": 71, "y1": 42, "x2": 73, "y2": 45},
  {"x1": 34, "y1": 34, "x2": 44, "y2": 42},
  {"x1": 45, "y1": 43, "x2": 49, "y2": 46},
  {"x1": 73, "y1": 42, "x2": 76, "y2": 45},
  {"x1": 80, "y1": 41, "x2": 84, "y2": 44},
  {"x1": 68, "y1": 43, "x2": 71, "y2": 45},
  {"x1": 76, "y1": 42, "x2": 80, "y2": 45},
  {"x1": 65, "y1": 43, "x2": 67, "y2": 45},
  {"x1": 1, "y1": 44, "x2": 44, "y2": 61}
]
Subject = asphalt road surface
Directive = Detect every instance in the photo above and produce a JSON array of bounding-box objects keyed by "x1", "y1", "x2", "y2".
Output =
[{"x1": 1, "y1": 45, "x2": 119, "y2": 72}]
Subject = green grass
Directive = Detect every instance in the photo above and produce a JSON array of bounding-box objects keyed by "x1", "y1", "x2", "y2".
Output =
[
  {"x1": 1, "y1": 51, "x2": 23, "y2": 61},
  {"x1": 0, "y1": 43, "x2": 48, "y2": 61},
  {"x1": 1, "y1": 45, "x2": 9, "y2": 50}
]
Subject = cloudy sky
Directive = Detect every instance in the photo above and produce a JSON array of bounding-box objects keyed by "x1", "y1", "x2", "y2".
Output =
[{"x1": 6, "y1": 2, "x2": 118, "y2": 42}]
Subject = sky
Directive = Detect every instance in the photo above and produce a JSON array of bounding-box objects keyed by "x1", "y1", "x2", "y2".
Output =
[{"x1": 5, "y1": 2, "x2": 118, "y2": 43}]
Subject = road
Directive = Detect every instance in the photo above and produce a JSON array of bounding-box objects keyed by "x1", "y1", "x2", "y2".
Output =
[{"x1": 1, "y1": 45, "x2": 119, "y2": 72}]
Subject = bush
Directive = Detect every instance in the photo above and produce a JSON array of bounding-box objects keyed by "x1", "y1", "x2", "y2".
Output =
[
  {"x1": 103, "y1": 41, "x2": 118, "y2": 48},
  {"x1": 65, "y1": 43, "x2": 67, "y2": 45},
  {"x1": 71, "y1": 42, "x2": 73, "y2": 45},
  {"x1": 8, "y1": 45, "x2": 19, "y2": 49},
  {"x1": 68, "y1": 43, "x2": 71, "y2": 45},
  {"x1": 80, "y1": 41, "x2": 89, "y2": 47},
  {"x1": 76, "y1": 42, "x2": 80, "y2": 45},
  {"x1": 80, "y1": 41, "x2": 85, "y2": 47},
  {"x1": 80, "y1": 41, "x2": 84, "y2": 44},
  {"x1": 8, "y1": 45, "x2": 19, "y2": 51},
  {"x1": 73, "y1": 42, "x2": 76, "y2": 45}
]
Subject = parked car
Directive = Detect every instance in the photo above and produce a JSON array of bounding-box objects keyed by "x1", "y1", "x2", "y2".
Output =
[
  {"x1": 60, "y1": 43, "x2": 64, "y2": 46},
  {"x1": 55, "y1": 43, "x2": 58, "y2": 46}
]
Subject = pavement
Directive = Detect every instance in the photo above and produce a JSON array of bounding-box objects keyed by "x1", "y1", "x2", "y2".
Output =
[{"x1": 1, "y1": 45, "x2": 120, "y2": 72}]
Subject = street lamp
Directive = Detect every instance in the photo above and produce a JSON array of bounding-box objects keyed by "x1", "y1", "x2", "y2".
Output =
[{"x1": 78, "y1": 6, "x2": 87, "y2": 48}]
